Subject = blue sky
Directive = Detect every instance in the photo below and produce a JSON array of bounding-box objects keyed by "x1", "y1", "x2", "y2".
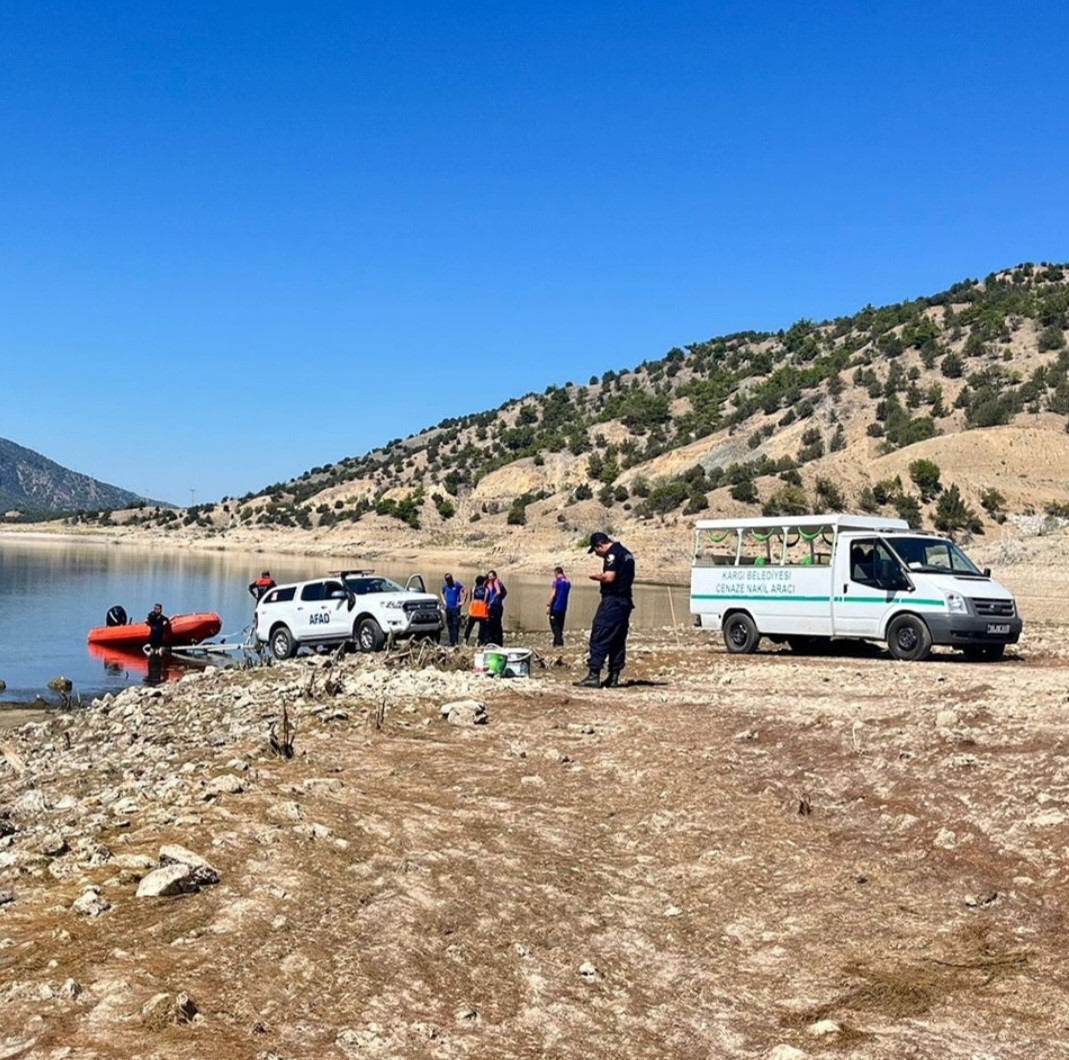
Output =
[{"x1": 2, "y1": 1, "x2": 1067, "y2": 505}]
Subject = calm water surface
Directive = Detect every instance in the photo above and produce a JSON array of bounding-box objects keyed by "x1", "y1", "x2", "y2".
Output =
[{"x1": 0, "y1": 538, "x2": 689, "y2": 703}]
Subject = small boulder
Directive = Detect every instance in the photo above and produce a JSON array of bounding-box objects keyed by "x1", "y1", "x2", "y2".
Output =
[
  {"x1": 159, "y1": 845, "x2": 220, "y2": 886},
  {"x1": 137, "y1": 864, "x2": 197, "y2": 899},
  {"x1": 72, "y1": 886, "x2": 111, "y2": 917},
  {"x1": 440, "y1": 699, "x2": 488, "y2": 726}
]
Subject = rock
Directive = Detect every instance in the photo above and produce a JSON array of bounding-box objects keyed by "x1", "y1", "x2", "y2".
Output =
[
  {"x1": 136, "y1": 864, "x2": 197, "y2": 898},
  {"x1": 768, "y1": 1046, "x2": 807, "y2": 1060},
  {"x1": 40, "y1": 834, "x2": 69, "y2": 858},
  {"x1": 806, "y1": 1019, "x2": 841, "y2": 1036},
  {"x1": 934, "y1": 828, "x2": 957, "y2": 849},
  {"x1": 60, "y1": 978, "x2": 82, "y2": 1000},
  {"x1": 440, "y1": 699, "x2": 488, "y2": 726},
  {"x1": 578, "y1": 961, "x2": 598, "y2": 980},
  {"x1": 159, "y1": 845, "x2": 220, "y2": 886},
  {"x1": 205, "y1": 774, "x2": 245, "y2": 796},
  {"x1": 0, "y1": 891, "x2": 13, "y2": 907},
  {"x1": 111, "y1": 854, "x2": 157, "y2": 872},
  {"x1": 268, "y1": 801, "x2": 303, "y2": 823},
  {"x1": 72, "y1": 887, "x2": 111, "y2": 917},
  {"x1": 47, "y1": 676, "x2": 73, "y2": 694}
]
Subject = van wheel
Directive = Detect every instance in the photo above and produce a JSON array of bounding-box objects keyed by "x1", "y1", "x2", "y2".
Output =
[
  {"x1": 270, "y1": 625, "x2": 297, "y2": 660},
  {"x1": 356, "y1": 617, "x2": 386, "y2": 653},
  {"x1": 723, "y1": 613, "x2": 760, "y2": 654},
  {"x1": 963, "y1": 644, "x2": 1005, "y2": 662},
  {"x1": 886, "y1": 615, "x2": 932, "y2": 661}
]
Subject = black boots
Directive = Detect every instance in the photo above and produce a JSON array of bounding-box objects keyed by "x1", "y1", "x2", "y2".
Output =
[{"x1": 573, "y1": 670, "x2": 623, "y2": 689}]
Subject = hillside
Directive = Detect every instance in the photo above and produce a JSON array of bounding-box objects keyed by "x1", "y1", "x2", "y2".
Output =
[
  {"x1": 0, "y1": 437, "x2": 157, "y2": 516},
  {"x1": 62, "y1": 263, "x2": 1069, "y2": 564}
]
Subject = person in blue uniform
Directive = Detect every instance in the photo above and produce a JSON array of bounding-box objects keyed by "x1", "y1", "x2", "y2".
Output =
[
  {"x1": 574, "y1": 532, "x2": 635, "y2": 688},
  {"x1": 440, "y1": 573, "x2": 467, "y2": 647},
  {"x1": 546, "y1": 566, "x2": 571, "y2": 647}
]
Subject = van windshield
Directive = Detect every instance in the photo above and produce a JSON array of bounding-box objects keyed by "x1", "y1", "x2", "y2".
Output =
[{"x1": 886, "y1": 536, "x2": 982, "y2": 575}]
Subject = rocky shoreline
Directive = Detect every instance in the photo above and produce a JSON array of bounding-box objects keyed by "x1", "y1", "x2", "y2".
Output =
[{"x1": 2, "y1": 624, "x2": 1069, "y2": 1057}]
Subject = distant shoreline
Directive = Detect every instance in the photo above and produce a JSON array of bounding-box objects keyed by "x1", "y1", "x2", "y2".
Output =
[{"x1": 0, "y1": 524, "x2": 696, "y2": 583}]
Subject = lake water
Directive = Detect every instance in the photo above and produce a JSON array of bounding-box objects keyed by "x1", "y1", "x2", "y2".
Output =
[{"x1": 0, "y1": 537, "x2": 690, "y2": 703}]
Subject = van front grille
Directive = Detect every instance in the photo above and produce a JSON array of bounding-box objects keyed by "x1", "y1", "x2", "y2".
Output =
[{"x1": 974, "y1": 598, "x2": 1015, "y2": 617}]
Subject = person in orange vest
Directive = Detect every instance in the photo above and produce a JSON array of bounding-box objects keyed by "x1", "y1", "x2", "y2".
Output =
[{"x1": 248, "y1": 570, "x2": 277, "y2": 600}]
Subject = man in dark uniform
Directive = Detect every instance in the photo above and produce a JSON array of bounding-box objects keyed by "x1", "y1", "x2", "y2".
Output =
[
  {"x1": 146, "y1": 603, "x2": 171, "y2": 655},
  {"x1": 574, "y1": 532, "x2": 635, "y2": 689}
]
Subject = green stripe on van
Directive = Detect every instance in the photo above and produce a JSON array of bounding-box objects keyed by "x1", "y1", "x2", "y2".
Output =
[
  {"x1": 691, "y1": 593, "x2": 945, "y2": 607},
  {"x1": 690, "y1": 594, "x2": 831, "y2": 602}
]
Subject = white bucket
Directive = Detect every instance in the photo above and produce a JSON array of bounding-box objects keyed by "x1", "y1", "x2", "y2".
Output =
[
  {"x1": 473, "y1": 650, "x2": 488, "y2": 676},
  {"x1": 504, "y1": 648, "x2": 532, "y2": 678}
]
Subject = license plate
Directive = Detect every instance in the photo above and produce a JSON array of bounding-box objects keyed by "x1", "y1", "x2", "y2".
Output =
[{"x1": 986, "y1": 623, "x2": 1010, "y2": 635}]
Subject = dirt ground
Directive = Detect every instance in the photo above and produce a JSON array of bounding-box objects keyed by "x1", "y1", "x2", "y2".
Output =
[{"x1": 2, "y1": 608, "x2": 1069, "y2": 1059}]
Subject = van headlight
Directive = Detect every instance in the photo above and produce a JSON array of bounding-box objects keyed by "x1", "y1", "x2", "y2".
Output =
[{"x1": 945, "y1": 592, "x2": 968, "y2": 614}]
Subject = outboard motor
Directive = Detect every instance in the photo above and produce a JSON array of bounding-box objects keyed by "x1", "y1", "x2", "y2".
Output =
[{"x1": 106, "y1": 605, "x2": 128, "y2": 627}]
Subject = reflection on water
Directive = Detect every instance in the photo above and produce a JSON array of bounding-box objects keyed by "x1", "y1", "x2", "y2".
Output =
[{"x1": 0, "y1": 536, "x2": 689, "y2": 702}]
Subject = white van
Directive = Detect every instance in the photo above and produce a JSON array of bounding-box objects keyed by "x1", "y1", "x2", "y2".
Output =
[{"x1": 689, "y1": 514, "x2": 1021, "y2": 661}]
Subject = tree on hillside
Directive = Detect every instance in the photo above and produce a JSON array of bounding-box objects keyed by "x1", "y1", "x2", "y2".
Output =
[
  {"x1": 933, "y1": 484, "x2": 982, "y2": 537},
  {"x1": 908, "y1": 459, "x2": 942, "y2": 502}
]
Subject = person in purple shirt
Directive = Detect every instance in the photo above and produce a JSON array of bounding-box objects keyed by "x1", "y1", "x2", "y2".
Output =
[
  {"x1": 546, "y1": 566, "x2": 571, "y2": 647},
  {"x1": 485, "y1": 570, "x2": 507, "y2": 645}
]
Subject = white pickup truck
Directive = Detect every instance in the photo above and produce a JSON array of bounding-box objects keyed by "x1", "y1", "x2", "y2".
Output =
[
  {"x1": 254, "y1": 570, "x2": 443, "y2": 659},
  {"x1": 690, "y1": 514, "x2": 1021, "y2": 661}
]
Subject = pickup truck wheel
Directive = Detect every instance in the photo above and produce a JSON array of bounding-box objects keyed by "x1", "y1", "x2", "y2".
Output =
[
  {"x1": 723, "y1": 612, "x2": 760, "y2": 654},
  {"x1": 886, "y1": 614, "x2": 932, "y2": 661},
  {"x1": 270, "y1": 625, "x2": 297, "y2": 660},
  {"x1": 356, "y1": 617, "x2": 386, "y2": 653},
  {"x1": 963, "y1": 643, "x2": 1005, "y2": 662}
]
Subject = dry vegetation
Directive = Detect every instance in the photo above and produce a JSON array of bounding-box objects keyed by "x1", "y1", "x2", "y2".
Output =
[{"x1": 2, "y1": 585, "x2": 1069, "y2": 1058}]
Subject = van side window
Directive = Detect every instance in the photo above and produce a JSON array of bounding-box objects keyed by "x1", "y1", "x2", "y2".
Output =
[
  {"x1": 851, "y1": 540, "x2": 908, "y2": 589},
  {"x1": 300, "y1": 582, "x2": 325, "y2": 602},
  {"x1": 264, "y1": 587, "x2": 295, "y2": 604},
  {"x1": 850, "y1": 541, "x2": 877, "y2": 584}
]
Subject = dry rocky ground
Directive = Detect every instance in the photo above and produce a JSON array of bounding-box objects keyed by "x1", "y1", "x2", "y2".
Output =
[{"x1": 2, "y1": 600, "x2": 1069, "y2": 1060}]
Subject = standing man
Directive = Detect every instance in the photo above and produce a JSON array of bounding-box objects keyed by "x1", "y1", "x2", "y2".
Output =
[
  {"x1": 546, "y1": 566, "x2": 571, "y2": 648},
  {"x1": 248, "y1": 571, "x2": 276, "y2": 600},
  {"x1": 146, "y1": 603, "x2": 171, "y2": 656},
  {"x1": 440, "y1": 572, "x2": 467, "y2": 647},
  {"x1": 574, "y1": 532, "x2": 635, "y2": 689}
]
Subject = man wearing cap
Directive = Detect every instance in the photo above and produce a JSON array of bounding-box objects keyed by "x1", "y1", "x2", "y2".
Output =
[{"x1": 574, "y1": 532, "x2": 635, "y2": 689}]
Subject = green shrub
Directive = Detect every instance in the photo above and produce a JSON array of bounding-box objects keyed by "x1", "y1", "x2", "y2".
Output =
[
  {"x1": 933, "y1": 484, "x2": 982, "y2": 536},
  {"x1": 908, "y1": 459, "x2": 942, "y2": 502},
  {"x1": 730, "y1": 480, "x2": 759, "y2": 504}
]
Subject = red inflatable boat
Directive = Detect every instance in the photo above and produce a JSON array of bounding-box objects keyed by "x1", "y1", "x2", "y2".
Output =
[{"x1": 86, "y1": 611, "x2": 222, "y2": 648}]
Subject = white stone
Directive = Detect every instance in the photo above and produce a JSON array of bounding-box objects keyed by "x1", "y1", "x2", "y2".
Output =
[{"x1": 136, "y1": 864, "x2": 196, "y2": 898}]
